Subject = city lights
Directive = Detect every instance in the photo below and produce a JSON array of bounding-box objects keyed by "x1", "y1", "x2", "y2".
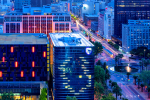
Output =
[
  {"x1": 2, "y1": 57, "x2": 5, "y2": 62},
  {"x1": 0, "y1": 71, "x2": 2, "y2": 77},
  {"x1": 11, "y1": 47, "x2": 14, "y2": 53},
  {"x1": 21, "y1": 71, "x2": 24, "y2": 77},
  {"x1": 43, "y1": 51, "x2": 46, "y2": 57},
  {"x1": 15, "y1": 61, "x2": 18, "y2": 67},
  {"x1": 32, "y1": 71, "x2": 35, "y2": 77},
  {"x1": 32, "y1": 46, "x2": 35, "y2": 53}
]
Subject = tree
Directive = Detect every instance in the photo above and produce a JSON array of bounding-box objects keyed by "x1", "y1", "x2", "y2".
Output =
[
  {"x1": 137, "y1": 78, "x2": 141, "y2": 89},
  {"x1": 139, "y1": 61, "x2": 143, "y2": 72},
  {"x1": 94, "y1": 66, "x2": 105, "y2": 84},
  {"x1": 133, "y1": 75, "x2": 138, "y2": 85},
  {"x1": 103, "y1": 62, "x2": 107, "y2": 70},
  {"x1": 112, "y1": 85, "x2": 122, "y2": 100},
  {"x1": 140, "y1": 84, "x2": 144, "y2": 92},
  {"x1": 66, "y1": 95, "x2": 72, "y2": 100},
  {"x1": 139, "y1": 53, "x2": 143, "y2": 57},
  {"x1": 118, "y1": 54, "x2": 123, "y2": 64},
  {"x1": 148, "y1": 86, "x2": 150, "y2": 98},
  {"x1": 101, "y1": 93, "x2": 115, "y2": 100},
  {"x1": 114, "y1": 44, "x2": 119, "y2": 50},
  {"x1": 130, "y1": 49, "x2": 136, "y2": 55},
  {"x1": 147, "y1": 53, "x2": 150, "y2": 58},
  {"x1": 126, "y1": 72, "x2": 131, "y2": 80},
  {"x1": 94, "y1": 82, "x2": 104, "y2": 99},
  {"x1": 115, "y1": 56, "x2": 119, "y2": 66},
  {"x1": 109, "y1": 80, "x2": 112, "y2": 86},
  {"x1": 118, "y1": 92, "x2": 122, "y2": 99},
  {"x1": 94, "y1": 42, "x2": 103, "y2": 56},
  {"x1": 72, "y1": 96, "x2": 78, "y2": 100},
  {"x1": 96, "y1": 60, "x2": 102, "y2": 66},
  {"x1": 111, "y1": 82, "x2": 117, "y2": 88},
  {"x1": 105, "y1": 69, "x2": 110, "y2": 82},
  {"x1": 39, "y1": 88, "x2": 47, "y2": 100},
  {"x1": 139, "y1": 71, "x2": 150, "y2": 86},
  {"x1": 141, "y1": 58, "x2": 145, "y2": 71},
  {"x1": 144, "y1": 59, "x2": 150, "y2": 71},
  {"x1": 0, "y1": 92, "x2": 21, "y2": 100}
]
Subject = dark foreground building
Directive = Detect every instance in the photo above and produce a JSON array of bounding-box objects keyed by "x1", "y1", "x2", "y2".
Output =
[
  {"x1": 114, "y1": 0, "x2": 150, "y2": 39},
  {"x1": 49, "y1": 33, "x2": 94, "y2": 100},
  {"x1": 0, "y1": 33, "x2": 49, "y2": 100}
]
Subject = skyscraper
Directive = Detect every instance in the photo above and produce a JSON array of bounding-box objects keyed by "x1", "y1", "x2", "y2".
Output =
[
  {"x1": 114, "y1": 0, "x2": 150, "y2": 39},
  {"x1": 31, "y1": 0, "x2": 51, "y2": 7},
  {"x1": 49, "y1": 33, "x2": 94, "y2": 100},
  {"x1": 14, "y1": 0, "x2": 31, "y2": 10}
]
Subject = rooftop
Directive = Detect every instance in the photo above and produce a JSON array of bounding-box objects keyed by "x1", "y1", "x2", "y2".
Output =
[
  {"x1": 49, "y1": 33, "x2": 94, "y2": 47},
  {"x1": 0, "y1": 33, "x2": 48, "y2": 44},
  {"x1": 86, "y1": 15, "x2": 99, "y2": 17}
]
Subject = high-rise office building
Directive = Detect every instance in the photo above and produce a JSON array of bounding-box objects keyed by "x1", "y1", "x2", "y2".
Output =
[
  {"x1": 98, "y1": 7, "x2": 114, "y2": 40},
  {"x1": 49, "y1": 33, "x2": 94, "y2": 100},
  {"x1": 122, "y1": 20, "x2": 150, "y2": 52},
  {"x1": 3, "y1": 6, "x2": 71, "y2": 35},
  {"x1": 0, "y1": 33, "x2": 49, "y2": 99},
  {"x1": 31, "y1": 0, "x2": 51, "y2": 7},
  {"x1": 114, "y1": 0, "x2": 150, "y2": 39},
  {"x1": 14, "y1": 0, "x2": 31, "y2": 10}
]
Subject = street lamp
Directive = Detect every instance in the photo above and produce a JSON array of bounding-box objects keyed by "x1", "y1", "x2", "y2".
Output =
[
  {"x1": 144, "y1": 49, "x2": 146, "y2": 58},
  {"x1": 126, "y1": 64, "x2": 131, "y2": 73}
]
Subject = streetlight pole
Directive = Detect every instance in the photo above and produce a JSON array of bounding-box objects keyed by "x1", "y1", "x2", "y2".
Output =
[{"x1": 144, "y1": 49, "x2": 146, "y2": 58}]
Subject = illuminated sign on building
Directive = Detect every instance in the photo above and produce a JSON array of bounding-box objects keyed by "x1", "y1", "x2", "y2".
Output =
[{"x1": 86, "y1": 48, "x2": 92, "y2": 55}]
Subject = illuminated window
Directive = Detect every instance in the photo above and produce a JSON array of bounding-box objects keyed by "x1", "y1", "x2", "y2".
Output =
[
  {"x1": 0, "y1": 71, "x2": 2, "y2": 77},
  {"x1": 21, "y1": 71, "x2": 24, "y2": 77},
  {"x1": 79, "y1": 75, "x2": 82, "y2": 78},
  {"x1": 32, "y1": 71, "x2": 35, "y2": 77},
  {"x1": 11, "y1": 47, "x2": 14, "y2": 53},
  {"x1": 88, "y1": 75, "x2": 91, "y2": 79},
  {"x1": 32, "y1": 61, "x2": 35, "y2": 67},
  {"x1": 15, "y1": 61, "x2": 18, "y2": 67},
  {"x1": 2, "y1": 57, "x2": 5, "y2": 62},
  {"x1": 32, "y1": 47, "x2": 35, "y2": 53},
  {"x1": 43, "y1": 51, "x2": 46, "y2": 57},
  {"x1": 65, "y1": 86, "x2": 68, "y2": 88}
]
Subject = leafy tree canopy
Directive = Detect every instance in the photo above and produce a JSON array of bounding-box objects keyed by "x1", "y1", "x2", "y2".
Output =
[
  {"x1": 139, "y1": 71, "x2": 150, "y2": 86},
  {"x1": 101, "y1": 93, "x2": 115, "y2": 100},
  {"x1": 39, "y1": 88, "x2": 47, "y2": 100},
  {"x1": 94, "y1": 66, "x2": 105, "y2": 84}
]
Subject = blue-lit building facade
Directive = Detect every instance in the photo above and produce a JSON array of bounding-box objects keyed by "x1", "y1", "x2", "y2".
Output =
[
  {"x1": 113, "y1": 0, "x2": 150, "y2": 45},
  {"x1": 49, "y1": 33, "x2": 94, "y2": 100},
  {"x1": 0, "y1": 33, "x2": 49, "y2": 100}
]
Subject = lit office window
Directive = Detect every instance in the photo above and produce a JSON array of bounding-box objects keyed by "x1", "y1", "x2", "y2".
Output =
[
  {"x1": 43, "y1": 51, "x2": 46, "y2": 57},
  {"x1": 15, "y1": 61, "x2": 18, "y2": 67},
  {"x1": 21, "y1": 71, "x2": 24, "y2": 77},
  {"x1": 32, "y1": 61, "x2": 35, "y2": 67},
  {"x1": 32, "y1": 71, "x2": 35, "y2": 77},
  {"x1": 2, "y1": 57, "x2": 5, "y2": 62},
  {"x1": 32, "y1": 46, "x2": 35, "y2": 53},
  {"x1": 11, "y1": 47, "x2": 14, "y2": 53},
  {"x1": 79, "y1": 75, "x2": 82, "y2": 78},
  {"x1": 0, "y1": 71, "x2": 2, "y2": 77}
]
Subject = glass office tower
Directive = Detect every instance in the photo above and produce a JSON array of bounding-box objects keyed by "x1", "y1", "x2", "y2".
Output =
[
  {"x1": 114, "y1": 0, "x2": 150, "y2": 38},
  {"x1": 49, "y1": 33, "x2": 94, "y2": 100}
]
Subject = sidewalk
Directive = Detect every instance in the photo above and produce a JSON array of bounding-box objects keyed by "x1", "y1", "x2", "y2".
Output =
[{"x1": 130, "y1": 84, "x2": 150, "y2": 100}]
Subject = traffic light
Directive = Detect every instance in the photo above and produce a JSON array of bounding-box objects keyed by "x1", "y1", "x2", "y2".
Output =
[
  {"x1": 106, "y1": 66, "x2": 108, "y2": 69},
  {"x1": 128, "y1": 79, "x2": 130, "y2": 81}
]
